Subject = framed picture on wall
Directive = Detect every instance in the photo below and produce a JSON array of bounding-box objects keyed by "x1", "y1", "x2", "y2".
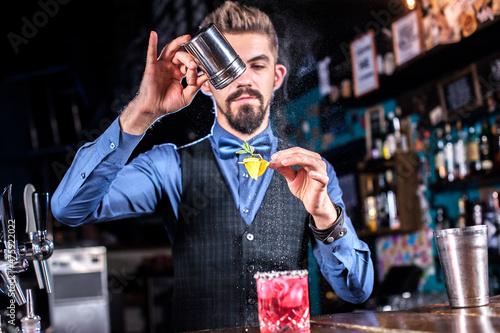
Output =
[
  {"x1": 392, "y1": 10, "x2": 424, "y2": 66},
  {"x1": 350, "y1": 30, "x2": 379, "y2": 98},
  {"x1": 437, "y1": 64, "x2": 483, "y2": 120}
]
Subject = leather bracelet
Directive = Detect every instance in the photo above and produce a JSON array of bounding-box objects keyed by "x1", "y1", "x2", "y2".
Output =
[{"x1": 309, "y1": 204, "x2": 347, "y2": 244}]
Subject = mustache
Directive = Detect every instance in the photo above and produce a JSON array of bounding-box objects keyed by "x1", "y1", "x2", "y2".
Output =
[{"x1": 226, "y1": 88, "x2": 263, "y2": 104}]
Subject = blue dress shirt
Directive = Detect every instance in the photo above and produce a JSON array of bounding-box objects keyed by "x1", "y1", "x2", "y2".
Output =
[{"x1": 51, "y1": 116, "x2": 374, "y2": 304}]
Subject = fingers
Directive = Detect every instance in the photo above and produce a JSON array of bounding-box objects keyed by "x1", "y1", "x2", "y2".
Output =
[
  {"x1": 158, "y1": 34, "x2": 191, "y2": 61},
  {"x1": 271, "y1": 147, "x2": 325, "y2": 172},
  {"x1": 270, "y1": 147, "x2": 329, "y2": 186},
  {"x1": 146, "y1": 31, "x2": 159, "y2": 66},
  {"x1": 182, "y1": 73, "x2": 209, "y2": 102}
]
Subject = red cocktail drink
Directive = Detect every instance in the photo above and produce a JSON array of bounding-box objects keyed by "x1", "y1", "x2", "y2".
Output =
[{"x1": 254, "y1": 270, "x2": 310, "y2": 332}]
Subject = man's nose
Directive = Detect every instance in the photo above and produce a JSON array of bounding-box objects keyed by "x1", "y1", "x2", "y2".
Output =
[{"x1": 235, "y1": 68, "x2": 252, "y2": 88}]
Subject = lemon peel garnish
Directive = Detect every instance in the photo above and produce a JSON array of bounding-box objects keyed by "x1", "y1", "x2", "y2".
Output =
[{"x1": 236, "y1": 141, "x2": 269, "y2": 180}]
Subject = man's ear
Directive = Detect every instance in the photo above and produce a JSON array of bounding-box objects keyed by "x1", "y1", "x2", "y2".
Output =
[
  {"x1": 200, "y1": 80, "x2": 213, "y2": 96},
  {"x1": 273, "y1": 64, "x2": 287, "y2": 91}
]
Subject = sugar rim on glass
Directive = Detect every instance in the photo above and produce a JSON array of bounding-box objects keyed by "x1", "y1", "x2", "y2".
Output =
[{"x1": 254, "y1": 269, "x2": 308, "y2": 280}]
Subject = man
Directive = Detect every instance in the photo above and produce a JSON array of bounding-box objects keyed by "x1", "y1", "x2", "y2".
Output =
[{"x1": 51, "y1": 1, "x2": 373, "y2": 331}]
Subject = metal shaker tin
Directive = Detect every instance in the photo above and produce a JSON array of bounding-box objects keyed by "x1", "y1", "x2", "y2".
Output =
[{"x1": 184, "y1": 23, "x2": 246, "y2": 90}]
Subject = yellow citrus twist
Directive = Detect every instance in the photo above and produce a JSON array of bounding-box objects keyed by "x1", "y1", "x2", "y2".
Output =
[{"x1": 242, "y1": 156, "x2": 269, "y2": 180}]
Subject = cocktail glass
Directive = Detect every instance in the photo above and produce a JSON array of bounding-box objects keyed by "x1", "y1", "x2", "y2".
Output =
[{"x1": 254, "y1": 270, "x2": 310, "y2": 332}]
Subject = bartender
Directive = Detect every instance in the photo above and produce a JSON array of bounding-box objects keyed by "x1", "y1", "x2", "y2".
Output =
[{"x1": 51, "y1": 1, "x2": 374, "y2": 331}]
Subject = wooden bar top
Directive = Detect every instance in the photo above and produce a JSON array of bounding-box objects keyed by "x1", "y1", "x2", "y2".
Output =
[{"x1": 191, "y1": 295, "x2": 500, "y2": 332}]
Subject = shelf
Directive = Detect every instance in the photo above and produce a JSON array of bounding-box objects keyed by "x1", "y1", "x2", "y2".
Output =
[
  {"x1": 358, "y1": 152, "x2": 423, "y2": 236},
  {"x1": 358, "y1": 157, "x2": 397, "y2": 173},
  {"x1": 429, "y1": 172, "x2": 500, "y2": 192},
  {"x1": 358, "y1": 227, "x2": 420, "y2": 239}
]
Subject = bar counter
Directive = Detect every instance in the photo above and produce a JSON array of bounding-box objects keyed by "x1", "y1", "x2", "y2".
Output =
[{"x1": 191, "y1": 295, "x2": 500, "y2": 332}]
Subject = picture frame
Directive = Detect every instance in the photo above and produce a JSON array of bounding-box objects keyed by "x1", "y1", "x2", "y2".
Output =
[
  {"x1": 437, "y1": 63, "x2": 483, "y2": 120},
  {"x1": 350, "y1": 30, "x2": 379, "y2": 98},
  {"x1": 392, "y1": 10, "x2": 424, "y2": 66}
]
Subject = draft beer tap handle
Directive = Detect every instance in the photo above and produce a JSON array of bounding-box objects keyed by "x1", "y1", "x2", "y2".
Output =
[
  {"x1": 24, "y1": 184, "x2": 46, "y2": 290},
  {"x1": 32, "y1": 192, "x2": 49, "y2": 234}
]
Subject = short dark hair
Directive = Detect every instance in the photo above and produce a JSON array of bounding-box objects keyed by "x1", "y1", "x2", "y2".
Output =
[{"x1": 201, "y1": 1, "x2": 278, "y2": 61}]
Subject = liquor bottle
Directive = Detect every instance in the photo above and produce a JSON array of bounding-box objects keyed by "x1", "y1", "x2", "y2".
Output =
[
  {"x1": 371, "y1": 123, "x2": 386, "y2": 160},
  {"x1": 444, "y1": 123, "x2": 455, "y2": 182},
  {"x1": 467, "y1": 124, "x2": 481, "y2": 175},
  {"x1": 484, "y1": 191, "x2": 500, "y2": 251},
  {"x1": 492, "y1": 191, "x2": 500, "y2": 254},
  {"x1": 365, "y1": 176, "x2": 377, "y2": 232},
  {"x1": 435, "y1": 206, "x2": 449, "y2": 230},
  {"x1": 383, "y1": 112, "x2": 397, "y2": 160},
  {"x1": 493, "y1": 116, "x2": 500, "y2": 170},
  {"x1": 434, "y1": 128, "x2": 446, "y2": 182},
  {"x1": 472, "y1": 201, "x2": 483, "y2": 226},
  {"x1": 376, "y1": 172, "x2": 389, "y2": 229},
  {"x1": 479, "y1": 118, "x2": 494, "y2": 173},
  {"x1": 394, "y1": 107, "x2": 406, "y2": 153},
  {"x1": 457, "y1": 195, "x2": 468, "y2": 228},
  {"x1": 453, "y1": 120, "x2": 468, "y2": 180}
]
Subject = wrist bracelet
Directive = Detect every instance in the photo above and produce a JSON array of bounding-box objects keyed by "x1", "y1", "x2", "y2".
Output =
[{"x1": 309, "y1": 204, "x2": 346, "y2": 244}]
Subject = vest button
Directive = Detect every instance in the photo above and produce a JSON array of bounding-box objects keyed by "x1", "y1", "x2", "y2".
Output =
[
  {"x1": 247, "y1": 298, "x2": 256, "y2": 305},
  {"x1": 246, "y1": 233, "x2": 254, "y2": 241},
  {"x1": 247, "y1": 264, "x2": 255, "y2": 272}
]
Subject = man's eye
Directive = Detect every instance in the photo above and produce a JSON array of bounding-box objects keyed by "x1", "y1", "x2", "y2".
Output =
[{"x1": 252, "y1": 64, "x2": 265, "y2": 69}]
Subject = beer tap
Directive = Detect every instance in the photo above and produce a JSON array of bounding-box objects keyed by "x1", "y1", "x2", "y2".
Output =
[
  {"x1": 30, "y1": 190, "x2": 53, "y2": 293},
  {"x1": 0, "y1": 184, "x2": 28, "y2": 305},
  {"x1": 23, "y1": 184, "x2": 53, "y2": 293},
  {"x1": 0, "y1": 183, "x2": 55, "y2": 309}
]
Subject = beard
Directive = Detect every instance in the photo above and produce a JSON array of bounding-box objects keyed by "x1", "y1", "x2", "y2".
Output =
[{"x1": 218, "y1": 87, "x2": 268, "y2": 135}]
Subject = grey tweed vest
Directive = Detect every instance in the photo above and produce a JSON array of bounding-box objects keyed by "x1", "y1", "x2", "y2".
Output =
[{"x1": 171, "y1": 138, "x2": 310, "y2": 331}]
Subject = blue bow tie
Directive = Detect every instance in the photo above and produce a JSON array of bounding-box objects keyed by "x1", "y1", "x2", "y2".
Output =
[{"x1": 218, "y1": 135, "x2": 272, "y2": 159}]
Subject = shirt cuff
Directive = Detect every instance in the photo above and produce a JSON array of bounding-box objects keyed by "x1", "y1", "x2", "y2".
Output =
[
  {"x1": 97, "y1": 117, "x2": 143, "y2": 164},
  {"x1": 315, "y1": 228, "x2": 356, "y2": 274}
]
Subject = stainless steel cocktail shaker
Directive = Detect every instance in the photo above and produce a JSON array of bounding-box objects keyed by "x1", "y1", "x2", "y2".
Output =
[{"x1": 184, "y1": 23, "x2": 246, "y2": 90}]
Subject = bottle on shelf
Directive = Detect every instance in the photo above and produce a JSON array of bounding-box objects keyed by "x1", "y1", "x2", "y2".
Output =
[
  {"x1": 467, "y1": 124, "x2": 482, "y2": 175},
  {"x1": 453, "y1": 120, "x2": 469, "y2": 180},
  {"x1": 444, "y1": 123, "x2": 455, "y2": 182},
  {"x1": 376, "y1": 172, "x2": 389, "y2": 229},
  {"x1": 365, "y1": 176, "x2": 378, "y2": 232},
  {"x1": 484, "y1": 191, "x2": 500, "y2": 252},
  {"x1": 385, "y1": 169, "x2": 400, "y2": 230},
  {"x1": 395, "y1": 107, "x2": 408, "y2": 153},
  {"x1": 493, "y1": 116, "x2": 500, "y2": 170},
  {"x1": 383, "y1": 112, "x2": 397, "y2": 160},
  {"x1": 479, "y1": 118, "x2": 494, "y2": 173},
  {"x1": 472, "y1": 201, "x2": 483, "y2": 226},
  {"x1": 434, "y1": 128, "x2": 447, "y2": 182},
  {"x1": 457, "y1": 195, "x2": 468, "y2": 228},
  {"x1": 371, "y1": 122, "x2": 386, "y2": 160},
  {"x1": 435, "y1": 206, "x2": 450, "y2": 230}
]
